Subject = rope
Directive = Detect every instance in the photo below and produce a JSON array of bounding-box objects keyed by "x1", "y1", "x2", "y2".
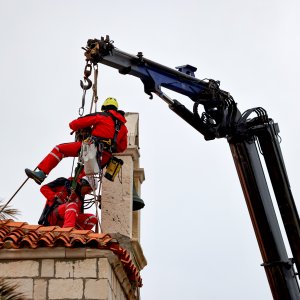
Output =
[
  {"x1": 97, "y1": 172, "x2": 104, "y2": 232},
  {"x1": 76, "y1": 62, "x2": 102, "y2": 232},
  {"x1": 70, "y1": 157, "x2": 76, "y2": 178},
  {"x1": 90, "y1": 64, "x2": 99, "y2": 113},
  {"x1": 78, "y1": 141, "x2": 104, "y2": 233},
  {"x1": 91, "y1": 142, "x2": 104, "y2": 233},
  {"x1": 82, "y1": 173, "x2": 103, "y2": 233},
  {"x1": 92, "y1": 172, "x2": 103, "y2": 233},
  {"x1": 0, "y1": 167, "x2": 37, "y2": 214}
]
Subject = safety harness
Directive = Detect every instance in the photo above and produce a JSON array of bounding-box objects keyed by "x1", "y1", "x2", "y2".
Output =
[
  {"x1": 38, "y1": 177, "x2": 84, "y2": 226},
  {"x1": 92, "y1": 111, "x2": 124, "y2": 181},
  {"x1": 87, "y1": 110, "x2": 122, "y2": 153}
]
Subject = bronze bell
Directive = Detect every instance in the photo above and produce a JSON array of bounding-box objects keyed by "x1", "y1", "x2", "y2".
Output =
[{"x1": 133, "y1": 183, "x2": 145, "y2": 211}]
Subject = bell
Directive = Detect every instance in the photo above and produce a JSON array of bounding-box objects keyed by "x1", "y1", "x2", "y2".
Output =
[{"x1": 133, "y1": 183, "x2": 145, "y2": 211}]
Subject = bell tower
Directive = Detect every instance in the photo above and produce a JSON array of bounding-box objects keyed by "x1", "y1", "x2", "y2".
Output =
[{"x1": 101, "y1": 111, "x2": 147, "y2": 284}]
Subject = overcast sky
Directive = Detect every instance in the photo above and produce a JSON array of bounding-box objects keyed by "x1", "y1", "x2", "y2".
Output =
[{"x1": 1, "y1": 1, "x2": 300, "y2": 299}]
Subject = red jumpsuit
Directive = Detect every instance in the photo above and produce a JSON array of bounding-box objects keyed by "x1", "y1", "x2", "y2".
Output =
[
  {"x1": 37, "y1": 110, "x2": 128, "y2": 175},
  {"x1": 40, "y1": 177, "x2": 97, "y2": 229}
]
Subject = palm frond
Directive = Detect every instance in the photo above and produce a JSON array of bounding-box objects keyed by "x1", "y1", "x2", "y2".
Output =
[
  {"x1": 0, "y1": 199, "x2": 20, "y2": 221},
  {"x1": 0, "y1": 278, "x2": 27, "y2": 300}
]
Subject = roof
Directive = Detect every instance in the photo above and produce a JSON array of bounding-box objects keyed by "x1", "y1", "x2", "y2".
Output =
[{"x1": 0, "y1": 219, "x2": 142, "y2": 287}]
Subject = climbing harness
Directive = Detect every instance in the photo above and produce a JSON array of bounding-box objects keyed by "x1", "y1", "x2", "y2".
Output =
[
  {"x1": 75, "y1": 127, "x2": 92, "y2": 142},
  {"x1": 38, "y1": 196, "x2": 63, "y2": 226}
]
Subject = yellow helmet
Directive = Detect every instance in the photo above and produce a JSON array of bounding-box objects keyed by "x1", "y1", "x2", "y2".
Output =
[{"x1": 101, "y1": 97, "x2": 118, "y2": 111}]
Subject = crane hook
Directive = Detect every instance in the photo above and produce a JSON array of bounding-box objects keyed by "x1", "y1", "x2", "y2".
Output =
[{"x1": 80, "y1": 77, "x2": 93, "y2": 90}]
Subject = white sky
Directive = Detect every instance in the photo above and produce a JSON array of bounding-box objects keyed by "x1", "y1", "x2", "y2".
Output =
[{"x1": 1, "y1": 1, "x2": 300, "y2": 299}]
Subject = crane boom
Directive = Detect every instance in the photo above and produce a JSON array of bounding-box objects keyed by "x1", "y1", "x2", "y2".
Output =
[{"x1": 83, "y1": 35, "x2": 300, "y2": 299}]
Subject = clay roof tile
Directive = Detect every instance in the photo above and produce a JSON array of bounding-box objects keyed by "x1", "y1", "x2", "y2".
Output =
[{"x1": 0, "y1": 219, "x2": 142, "y2": 287}]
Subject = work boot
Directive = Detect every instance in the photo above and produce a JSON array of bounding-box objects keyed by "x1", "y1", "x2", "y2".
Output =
[{"x1": 25, "y1": 168, "x2": 46, "y2": 185}]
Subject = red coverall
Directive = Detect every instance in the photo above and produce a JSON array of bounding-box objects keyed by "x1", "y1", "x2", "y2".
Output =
[
  {"x1": 40, "y1": 177, "x2": 97, "y2": 229},
  {"x1": 37, "y1": 110, "x2": 128, "y2": 175}
]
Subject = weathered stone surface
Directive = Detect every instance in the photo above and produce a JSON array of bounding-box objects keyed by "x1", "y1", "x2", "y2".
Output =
[
  {"x1": 84, "y1": 278, "x2": 111, "y2": 299},
  {"x1": 101, "y1": 155, "x2": 133, "y2": 237},
  {"x1": 48, "y1": 279, "x2": 83, "y2": 299},
  {"x1": 98, "y1": 258, "x2": 112, "y2": 282},
  {"x1": 55, "y1": 258, "x2": 97, "y2": 278},
  {"x1": 33, "y1": 279, "x2": 47, "y2": 299},
  {"x1": 41, "y1": 259, "x2": 54, "y2": 277},
  {"x1": 0, "y1": 260, "x2": 39, "y2": 277}
]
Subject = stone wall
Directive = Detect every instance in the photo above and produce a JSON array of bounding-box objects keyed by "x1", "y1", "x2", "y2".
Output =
[{"x1": 0, "y1": 248, "x2": 137, "y2": 300}]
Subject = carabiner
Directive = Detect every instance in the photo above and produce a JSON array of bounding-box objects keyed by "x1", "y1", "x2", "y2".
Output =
[{"x1": 78, "y1": 106, "x2": 84, "y2": 116}]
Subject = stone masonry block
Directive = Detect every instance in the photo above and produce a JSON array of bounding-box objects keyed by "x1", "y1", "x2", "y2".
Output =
[
  {"x1": 101, "y1": 155, "x2": 133, "y2": 237},
  {"x1": 33, "y1": 279, "x2": 47, "y2": 299},
  {"x1": 41, "y1": 259, "x2": 54, "y2": 277},
  {"x1": 49, "y1": 279, "x2": 83, "y2": 299},
  {"x1": 5, "y1": 278, "x2": 33, "y2": 299},
  {"x1": 116, "y1": 282, "x2": 125, "y2": 300},
  {"x1": 0, "y1": 260, "x2": 39, "y2": 277},
  {"x1": 111, "y1": 270, "x2": 118, "y2": 297},
  {"x1": 98, "y1": 258, "x2": 112, "y2": 282},
  {"x1": 55, "y1": 258, "x2": 97, "y2": 278},
  {"x1": 84, "y1": 279, "x2": 111, "y2": 300},
  {"x1": 66, "y1": 247, "x2": 86, "y2": 258}
]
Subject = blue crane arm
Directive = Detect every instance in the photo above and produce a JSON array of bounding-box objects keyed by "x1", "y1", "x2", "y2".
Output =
[
  {"x1": 85, "y1": 37, "x2": 213, "y2": 101},
  {"x1": 84, "y1": 36, "x2": 240, "y2": 140}
]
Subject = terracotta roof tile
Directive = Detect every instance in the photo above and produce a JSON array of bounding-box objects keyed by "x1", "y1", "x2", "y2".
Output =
[
  {"x1": 38, "y1": 225, "x2": 60, "y2": 232},
  {"x1": 0, "y1": 219, "x2": 142, "y2": 287}
]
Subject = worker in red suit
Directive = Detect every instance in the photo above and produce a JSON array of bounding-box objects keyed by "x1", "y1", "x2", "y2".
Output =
[
  {"x1": 38, "y1": 176, "x2": 98, "y2": 229},
  {"x1": 25, "y1": 97, "x2": 128, "y2": 185}
]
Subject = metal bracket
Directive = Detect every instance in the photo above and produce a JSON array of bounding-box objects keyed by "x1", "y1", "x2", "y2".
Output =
[{"x1": 261, "y1": 258, "x2": 294, "y2": 269}]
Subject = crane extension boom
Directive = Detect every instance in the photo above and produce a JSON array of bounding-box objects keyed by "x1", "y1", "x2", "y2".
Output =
[{"x1": 84, "y1": 35, "x2": 300, "y2": 299}]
